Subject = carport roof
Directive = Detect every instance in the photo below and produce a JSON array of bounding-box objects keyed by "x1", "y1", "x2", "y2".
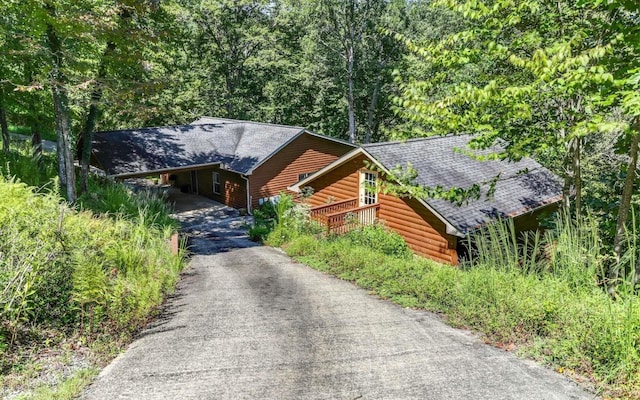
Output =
[{"x1": 92, "y1": 118, "x2": 306, "y2": 177}]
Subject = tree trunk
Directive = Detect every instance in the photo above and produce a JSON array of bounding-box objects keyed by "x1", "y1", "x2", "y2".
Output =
[
  {"x1": 558, "y1": 121, "x2": 571, "y2": 210},
  {"x1": 561, "y1": 168, "x2": 572, "y2": 211},
  {"x1": 79, "y1": 41, "x2": 115, "y2": 194},
  {"x1": 46, "y1": 16, "x2": 76, "y2": 202},
  {"x1": 50, "y1": 84, "x2": 77, "y2": 202},
  {"x1": 0, "y1": 88, "x2": 9, "y2": 154},
  {"x1": 610, "y1": 121, "x2": 640, "y2": 294},
  {"x1": 365, "y1": 72, "x2": 382, "y2": 144},
  {"x1": 78, "y1": 104, "x2": 99, "y2": 194},
  {"x1": 24, "y1": 68, "x2": 42, "y2": 162},
  {"x1": 225, "y1": 75, "x2": 234, "y2": 117},
  {"x1": 347, "y1": 44, "x2": 356, "y2": 144}
]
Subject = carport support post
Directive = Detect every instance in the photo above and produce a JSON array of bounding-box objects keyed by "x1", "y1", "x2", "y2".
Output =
[{"x1": 242, "y1": 174, "x2": 252, "y2": 215}]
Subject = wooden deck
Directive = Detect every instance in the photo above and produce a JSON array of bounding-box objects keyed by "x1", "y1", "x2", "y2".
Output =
[{"x1": 310, "y1": 199, "x2": 380, "y2": 234}]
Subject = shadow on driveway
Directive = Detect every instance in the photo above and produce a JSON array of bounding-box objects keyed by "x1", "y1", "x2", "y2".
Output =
[{"x1": 167, "y1": 188, "x2": 259, "y2": 255}]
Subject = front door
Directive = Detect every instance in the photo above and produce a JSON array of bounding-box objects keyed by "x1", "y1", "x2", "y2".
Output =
[{"x1": 359, "y1": 170, "x2": 378, "y2": 206}]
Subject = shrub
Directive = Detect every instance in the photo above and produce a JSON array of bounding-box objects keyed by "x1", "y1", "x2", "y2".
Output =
[
  {"x1": 254, "y1": 193, "x2": 323, "y2": 245},
  {"x1": 345, "y1": 223, "x2": 412, "y2": 258},
  {"x1": 252, "y1": 200, "x2": 277, "y2": 227},
  {"x1": 77, "y1": 178, "x2": 177, "y2": 230},
  {"x1": 248, "y1": 225, "x2": 270, "y2": 242}
]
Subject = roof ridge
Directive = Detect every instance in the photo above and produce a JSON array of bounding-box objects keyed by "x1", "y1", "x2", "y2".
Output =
[
  {"x1": 95, "y1": 123, "x2": 195, "y2": 134},
  {"x1": 196, "y1": 116, "x2": 305, "y2": 131},
  {"x1": 363, "y1": 134, "x2": 469, "y2": 148}
]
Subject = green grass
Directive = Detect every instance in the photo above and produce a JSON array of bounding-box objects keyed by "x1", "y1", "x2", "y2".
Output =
[
  {"x1": 16, "y1": 368, "x2": 98, "y2": 400},
  {"x1": 77, "y1": 178, "x2": 178, "y2": 230},
  {"x1": 272, "y1": 216, "x2": 640, "y2": 399},
  {"x1": 0, "y1": 142, "x2": 58, "y2": 187},
  {"x1": 0, "y1": 177, "x2": 184, "y2": 343}
]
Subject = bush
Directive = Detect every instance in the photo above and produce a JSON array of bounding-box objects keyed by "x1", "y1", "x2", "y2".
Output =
[
  {"x1": 253, "y1": 193, "x2": 324, "y2": 245},
  {"x1": 248, "y1": 225, "x2": 270, "y2": 242},
  {"x1": 77, "y1": 178, "x2": 177, "y2": 230},
  {"x1": 345, "y1": 223, "x2": 412, "y2": 258}
]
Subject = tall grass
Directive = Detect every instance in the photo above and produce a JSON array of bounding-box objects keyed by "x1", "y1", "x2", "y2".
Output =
[
  {"x1": 77, "y1": 178, "x2": 177, "y2": 230},
  {"x1": 0, "y1": 177, "x2": 184, "y2": 358},
  {"x1": 275, "y1": 212, "x2": 640, "y2": 397},
  {"x1": 0, "y1": 138, "x2": 185, "y2": 397},
  {"x1": 469, "y1": 212, "x2": 603, "y2": 288}
]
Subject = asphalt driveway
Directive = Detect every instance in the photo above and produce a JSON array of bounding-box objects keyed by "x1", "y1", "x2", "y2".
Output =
[{"x1": 82, "y1": 196, "x2": 595, "y2": 399}]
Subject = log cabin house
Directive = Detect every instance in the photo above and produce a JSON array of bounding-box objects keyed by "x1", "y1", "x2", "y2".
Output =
[
  {"x1": 91, "y1": 117, "x2": 355, "y2": 213},
  {"x1": 289, "y1": 135, "x2": 563, "y2": 265}
]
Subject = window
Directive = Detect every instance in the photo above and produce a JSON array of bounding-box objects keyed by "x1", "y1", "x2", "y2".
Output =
[
  {"x1": 212, "y1": 172, "x2": 221, "y2": 194},
  {"x1": 360, "y1": 170, "x2": 378, "y2": 206}
]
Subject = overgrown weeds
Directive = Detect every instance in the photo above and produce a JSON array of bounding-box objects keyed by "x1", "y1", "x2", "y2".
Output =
[
  {"x1": 76, "y1": 178, "x2": 177, "y2": 230},
  {"x1": 0, "y1": 177, "x2": 184, "y2": 348},
  {"x1": 0, "y1": 166, "x2": 184, "y2": 397},
  {"x1": 0, "y1": 142, "x2": 57, "y2": 188},
  {"x1": 274, "y1": 212, "x2": 640, "y2": 398}
]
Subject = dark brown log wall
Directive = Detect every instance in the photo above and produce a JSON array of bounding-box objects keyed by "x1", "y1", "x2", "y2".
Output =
[{"x1": 196, "y1": 167, "x2": 247, "y2": 210}]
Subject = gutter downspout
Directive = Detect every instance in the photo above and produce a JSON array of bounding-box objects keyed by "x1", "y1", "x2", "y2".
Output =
[{"x1": 241, "y1": 174, "x2": 252, "y2": 215}]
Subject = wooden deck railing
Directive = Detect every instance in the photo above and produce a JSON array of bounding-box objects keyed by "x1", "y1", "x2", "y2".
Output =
[
  {"x1": 310, "y1": 197, "x2": 358, "y2": 224},
  {"x1": 326, "y1": 203, "x2": 380, "y2": 235}
]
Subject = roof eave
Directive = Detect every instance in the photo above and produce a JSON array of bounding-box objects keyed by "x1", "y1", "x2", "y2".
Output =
[{"x1": 108, "y1": 161, "x2": 222, "y2": 179}]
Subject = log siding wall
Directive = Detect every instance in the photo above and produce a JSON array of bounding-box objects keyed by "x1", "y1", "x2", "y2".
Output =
[
  {"x1": 249, "y1": 133, "x2": 353, "y2": 209},
  {"x1": 196, "y1": 167, "x2": 247, "y2": 210},
  {"x1": 304, "y1": 154, "x2": 458, "y2": 265}
]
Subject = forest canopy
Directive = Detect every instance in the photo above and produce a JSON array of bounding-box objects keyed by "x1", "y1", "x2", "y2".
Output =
[{"x1": 1, "y1": 0, "x2": 640, "y2": 287}]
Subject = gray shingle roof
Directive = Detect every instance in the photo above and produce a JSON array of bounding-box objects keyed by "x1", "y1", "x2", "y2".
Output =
[
  {"x1": 92, "y1": 118, "x2": 305, "y2": 177},
  {"x1": 363, "y1": 135, "x2": 562, "y2": 234}
]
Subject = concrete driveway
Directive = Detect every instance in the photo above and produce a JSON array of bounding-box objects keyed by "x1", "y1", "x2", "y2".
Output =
[{"x1": 82, "y1": 201, "x2": 595, "y2": 399}]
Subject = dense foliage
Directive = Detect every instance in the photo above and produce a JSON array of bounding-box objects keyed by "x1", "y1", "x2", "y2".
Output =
[
  {"x1": 0, "y1": 147, "x2": 184, "y2": 398},
  {"x1": 2, "y1": 1, "x2": 638, "y2": 267},
  {"x1": 391, "y1": 0, "x2": 640, "y2": 289}
]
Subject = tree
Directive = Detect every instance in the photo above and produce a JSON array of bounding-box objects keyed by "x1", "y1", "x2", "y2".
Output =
[
  {"x1": 183, "y1": 0, "x2": 275, "y2": 119},
  {"x1": 306, "y1": 0, "x2": 403, "y2": 143},
  {"x1": 78, "y1": 1, "x2": 167, "y2": 193},
  {"x1": 45, "y1": 1, "x2": 77, "y2": 202},
  {"x1": 393, "y1": 0, "x2": 617, "y2": 217},
  {"x1": 593, "y1": 0, "x2": 640, "y2": 288}
]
